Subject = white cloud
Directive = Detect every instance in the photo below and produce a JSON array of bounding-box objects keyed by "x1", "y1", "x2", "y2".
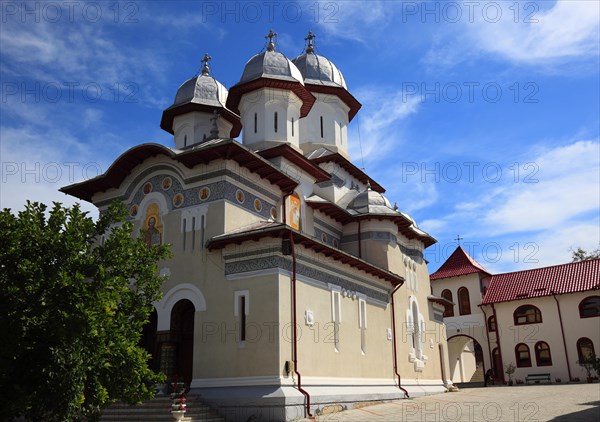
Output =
[
  {"x1": 314, "y1": 1, "x2": 397, "y2": 44},
  {"x1": 472, "y1": 1, "x2": 600, "y2": 64},
  {"x1": 484, "y1": 140, "x2": 600, "y2": 233},
  {"x1": 348, "y1": 86, "x2": 420, "y2": 163},
  {"x1": 424, "y1": 0, "x2": 600, "y2": 69},
  {"x1": 0, "y1": 125, "x2": 106, "y2": 218}
]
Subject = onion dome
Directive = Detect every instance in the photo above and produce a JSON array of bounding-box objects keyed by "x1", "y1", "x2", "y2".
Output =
[
  {"x1": 226, "y1": 29, "x2": 315, "y2": 117},
  {"x1": 292, "y1": 32, "x2": 361, "y2": 121},
  {"x1": 347, "y1": 182, "x2": 396, "y2": 215},
  {"x1": 161, "y1": 54, "x2": 241, "y2": 137}
]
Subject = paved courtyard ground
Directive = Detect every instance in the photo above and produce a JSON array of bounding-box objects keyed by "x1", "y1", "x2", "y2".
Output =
[{"x1": 301, "y1": 383, "x2": 600, "y2": 421}]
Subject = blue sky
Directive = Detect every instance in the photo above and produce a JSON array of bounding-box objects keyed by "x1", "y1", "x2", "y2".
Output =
[{"x1": 1, "y1": 1, "x2": 599, "y2": 273}]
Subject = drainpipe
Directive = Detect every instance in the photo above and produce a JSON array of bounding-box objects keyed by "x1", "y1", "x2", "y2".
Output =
[
  {"x1": 490, "y1": 303, "x2": 505, "y2": 382},
  {"x1": 552, "y1": 293, "x2": 572, "y2": 381},
  {"x1": 479, "y1": 305, "x2": 494, "y2": 375},
  {"x1": 290, "y1": 232, "x2": 312, "y2": 417},
  {"x1": 391, "y1": 282, "x2": 410, "y2": 398}
]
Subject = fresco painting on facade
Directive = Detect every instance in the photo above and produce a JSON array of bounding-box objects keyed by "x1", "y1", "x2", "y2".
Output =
[{"x1": 144, "y1": 203, "x2": 163, "y2": 247}]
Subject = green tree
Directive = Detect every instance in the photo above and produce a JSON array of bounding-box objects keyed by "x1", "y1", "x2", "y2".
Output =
[
  {"x1": 570, "y1": 246, "x2": 600, "y2": 262},
  {"x1": 0, "y1": 201, "x2": 171, "y2": 421}
]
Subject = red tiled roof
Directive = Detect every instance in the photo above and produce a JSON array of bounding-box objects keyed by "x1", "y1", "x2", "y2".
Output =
[
  {"x1": 481, "y1": 258, "x2": 600, "y2": 304},
  {"x1": 430, "y1": 246, "x2": 490, "y2": 280}
]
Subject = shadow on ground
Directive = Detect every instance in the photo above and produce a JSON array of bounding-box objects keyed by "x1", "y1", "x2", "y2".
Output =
[{"x1": 550, "y1": 400, "x2": 600, "y2": 421}]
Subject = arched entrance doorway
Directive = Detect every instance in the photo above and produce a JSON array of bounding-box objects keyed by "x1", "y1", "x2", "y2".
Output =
[
  {"x1": 139, "y1": 308, "x2": 159, "y2": 372},
  {"x1": 492, "y1": 347, "x2": 504, "y2": 383},
  {"x1": 447, "y1": 335, "x2": 485, "y2": 385},
  {"x1": 170, "y1": 299, "x2": 195, "y2": 386}
]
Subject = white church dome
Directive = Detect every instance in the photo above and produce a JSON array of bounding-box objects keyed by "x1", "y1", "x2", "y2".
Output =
[
  {"x1": 160, "y1": 54, "x2": 241, "y2": 137},
  {"x1": 292, "y1": 51, "x2": 347, "y2": 89},
  {"x1": 238, "y1": 47, "x2": 304, "y2": 85},
  {"x1": 347, "y1": 183, "x2": 396, "y2": 215},
  {"x1": 172, "y1": 73, "x2": 229, "y2": 109}
]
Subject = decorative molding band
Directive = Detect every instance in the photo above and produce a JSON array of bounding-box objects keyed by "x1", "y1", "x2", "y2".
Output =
[
  {"x1": 224, "y1": 254, "x2": 389, "y2": 303},
  {"x1": 313, "y1": 217, "x2": 343, "y2": 238}
]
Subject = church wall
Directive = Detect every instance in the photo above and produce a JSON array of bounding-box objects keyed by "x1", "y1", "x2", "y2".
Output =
[
  {"x1": 392, "y1": 253, "x2": 449, "y2": 391},
  {"x1": 494, "y1": 292, "x2": 600, "y2": 383},
  {"x1": 192, "y1": 271, "x2": 282, "y2": 382},
  {"x1": 430, "y1": 273, "x2": 489, "y2": 370}
]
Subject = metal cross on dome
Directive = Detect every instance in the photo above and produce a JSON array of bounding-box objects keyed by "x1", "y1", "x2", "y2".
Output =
[
  {"x1": 265, "y1": 29, "x2": 277, "y2": 51},
  {"x1": 201, "y1": 53, "x2": 211, "y2": 76},
  {"x1": 455, "y1": 235, "x2": 463, "y2": 245},
  {"x1": 305, "y1": 31, "x2": 316, "y2": 54}
]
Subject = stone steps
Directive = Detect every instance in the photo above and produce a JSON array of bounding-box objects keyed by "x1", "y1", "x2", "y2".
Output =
[{"x1": 100, "y1": 395, "x2": 224, "y2": 422}]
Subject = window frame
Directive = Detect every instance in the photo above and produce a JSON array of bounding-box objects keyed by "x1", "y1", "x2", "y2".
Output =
[
  {"x1": 577, "y1": 337, "x2": 595, "y2": 363},
  {"x1": 458, "y1": 287, "x2": 471, "y2": 315},
  {"x1": 441, "y1": 289, "x2": 454, "y2": 317},
  {"x1": 534, "y1": 341, "x2": 552, "y2": 366},
  {"x1": 515, "y1": 343, "x2": 532, "y2": 368},
  {"x1": 487, "y1": 315, "x2": 497, "y2": 332},
  {"x1": 578, "y1": 296, "x2": 600, "y2": 318},
  {"x1": 513, "y1": 305, "x2": 542, "y2": 325}
]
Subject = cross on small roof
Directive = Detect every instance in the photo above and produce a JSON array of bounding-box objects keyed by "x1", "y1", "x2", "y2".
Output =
[
  {"x1": 201, "y1": 53, "x2": 211, "y2": 76},
  {"x1": 265, "y1": 29, "x2": 277, "y2": 52},
  {"x1": 305, "y1": 31, "x2": 316, "y2": 54},
  {"x1": 455, "y1": 235, "x2": 464, "y2": 245}
]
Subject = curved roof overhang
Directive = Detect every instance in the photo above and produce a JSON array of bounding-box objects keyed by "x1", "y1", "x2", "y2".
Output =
[
  {"x1": 60, "y1": 140, "x2": 298, "y2": 203},
  {"x1": 160, "y1": 102, "x2": 242, "y2": 138},
  {"x1": 206, "y1": 223, "x2": 404, "y2": 287},
  {"x1": 258, "y1": 144, "x2": 331, "y2": 184},
  {"x1": 309, "y1": 152, "x2": 385, "y2": 193},
  {"x1": 305, "y1": 83, "x2": 362, "y2": 122},
  {"x1": 305, "y1": 198, "x2": 437, "y2": 248},
  {"x1": 226, "y1": 77, "x2": 316, "y2": 117}
]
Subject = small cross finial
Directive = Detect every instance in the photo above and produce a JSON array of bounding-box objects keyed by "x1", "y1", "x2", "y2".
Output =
[
  {"x1": 265, "y1": 29, "x2": 277, "y2": 52},
  {"x1": 455, "y1": 235, "x2": 463, "y2": 245},
  {"x1": 201, "y1": 53, "x2": 211, "y2": 76},
  {"x1": 365, "y1": 180, "x2": 372, "y2": 191},
  {"x1": 305, "y1": 31, "x2": 316, "y2": 54},
  {"x1": 393, "y1": 202, "x2": 398, "y2": 211}
]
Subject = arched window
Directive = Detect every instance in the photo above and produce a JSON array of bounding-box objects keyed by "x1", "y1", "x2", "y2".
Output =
[
  {"x1": 488, "y1": 315, "x2": 497, "y2": 332},
  {"x1": 513, "y1": 305, "x2": 542, "y2": 325},
  {"x1": 274, "y1": 112, "x2": 278, "y2": 133},
  {"x1": 254, "y1": 112, "x2": 257, "y2": 133},
  {"x1": 535, "y1": 341, "x2": 552, "y2": 366},
  {"x1": 458, "y1": 287, "x2": 471, "y2": 315},
  {"x1": 579, "y1": 296, "x2": 600, "y2": 318},
  {"x1": 515, "y1": 343, "x2": 531, "y2": 367},
  {"x1": 441, "y1": 289, "x2": 454, "y2": 317},
  {"x1": 577, "y1": 337, "x2": 595, "y2": 362}
]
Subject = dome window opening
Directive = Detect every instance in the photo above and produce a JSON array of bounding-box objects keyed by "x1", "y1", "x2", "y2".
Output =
[
  {"x1": 291, "y1": 117, "x2": 295, "y2": 136},
  {"x1": 254, "y1": 113, "x2": 257, "y2": 134},
  {"x1": 274, "y1": 112, "x2": 278, "y2": 133},
  {"x1": 184, "y1": 135, "x2": 187, "y2": 147},
  {"x1": 320, "y1": 116, "x2": 324, "y2": 138}
]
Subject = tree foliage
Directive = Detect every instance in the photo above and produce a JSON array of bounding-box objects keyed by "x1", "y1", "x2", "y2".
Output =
[
  {"x1": 0, "y1": 201, "x2": 171, "y2": 421},
  {"x1": 571, "y1": 246, "x2": 600, "y2": 262}
]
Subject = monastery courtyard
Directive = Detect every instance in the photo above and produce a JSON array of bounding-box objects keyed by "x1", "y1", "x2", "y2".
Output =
[{"x1": 300, "y1": 383, "x2": 600, "y2": 421}]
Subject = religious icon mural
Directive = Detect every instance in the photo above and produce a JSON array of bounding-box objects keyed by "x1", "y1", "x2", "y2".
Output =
[
  {"x1": 288, "y1": 193, "x2": 301, "y2": 230},
  {"x1": 143, "y1": 203, "x2": 163, "y2": 246}
]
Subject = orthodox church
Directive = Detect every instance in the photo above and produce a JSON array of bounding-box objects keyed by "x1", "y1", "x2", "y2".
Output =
[
  {"x1": 431, "y1": 246, "x2": 599, "y2": 386},
  {"x1": 62, "y1": 31, "x2": 450, "y2": 421}
]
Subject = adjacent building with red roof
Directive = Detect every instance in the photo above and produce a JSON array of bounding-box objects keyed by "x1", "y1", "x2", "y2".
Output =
[{"x1": 431, "y1": 246, "x2": 600, "y2": 385}]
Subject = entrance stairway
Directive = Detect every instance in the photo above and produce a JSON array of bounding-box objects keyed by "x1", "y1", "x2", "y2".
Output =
[
  {"x1": 470, "y1": 365, "x2": 485, "y2": 383},
  {"x1": 100, "y1": 395, "x2": 224, "y2": 422}
]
